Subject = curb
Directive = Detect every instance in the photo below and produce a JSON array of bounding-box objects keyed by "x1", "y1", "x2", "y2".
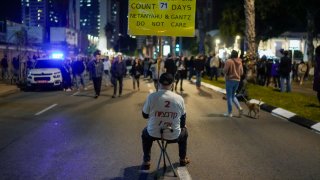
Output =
[
  {"x1": 199, "y1": 81, "x2": 320, "y2": 133},
  {"x1": 0, "y1": 86, "x2": 20, "y2": 97}
]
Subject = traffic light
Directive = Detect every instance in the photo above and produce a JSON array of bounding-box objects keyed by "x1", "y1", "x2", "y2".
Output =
[{"x1": 175, "y1": 44, "x2": 180, "y2": 52}]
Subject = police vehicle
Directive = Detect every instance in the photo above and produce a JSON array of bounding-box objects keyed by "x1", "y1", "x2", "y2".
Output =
[{"x1": 27, "y1": 53, "x2": 64, "y2": 89}]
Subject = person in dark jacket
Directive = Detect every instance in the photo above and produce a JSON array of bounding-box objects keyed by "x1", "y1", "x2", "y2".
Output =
[
  {"x1": 314, "y1": 46, "x2": 320, "y2": 104},
  {"x1": 164, "y1": 54, "x2": 177, "y2": 90},
  {"x1": 111, "y1": 53, "x2": 127, "y2": 98},
  {"x1": 73, "y1": 57, "x2": 87, "y2": 90},
  {"x1": 61, "y1": 59, "x2": 73, "y2": 91},
  {"x1": 88, "y1": 50, "x2": 104, "y2": 98},
  {"x1": 175, "y1": 56, "x2": 187, "y2": 91},
  {"x1": 187, "y1": 56, "x2": 194, "y2": 81},
  {"x1": 279, "y1": 50, "x2": 292, "y2": 92},
  {"x1": 131, "y1": 57, "x2": 143, "y2": 90},
  {"x1": 193, "y1": 54, "x2": 206, "y2": 88}
]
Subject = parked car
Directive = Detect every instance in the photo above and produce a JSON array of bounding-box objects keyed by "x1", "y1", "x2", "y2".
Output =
[{"x1": 27, "y1": 58, "x2": 64, "y2": 90}]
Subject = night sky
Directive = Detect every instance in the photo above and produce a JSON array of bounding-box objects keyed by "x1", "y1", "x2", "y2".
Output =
[{"x1": 0, "y1": 0, "x2": 21, "y2": 22}]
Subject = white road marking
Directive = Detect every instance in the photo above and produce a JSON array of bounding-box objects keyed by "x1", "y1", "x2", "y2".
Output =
[
  {"x1": 311, "y1": 123, "x2": 320, "y2": 132},
  {"x1": 272, "y1": 108, "x2": 296, "y2": 119},
  {"x1": 35, "y1": 104, "x2": 58, "y2": 116},
  {"x1": 72, "y1": 91, "x2": 80, "y2": 96},
  {"x1": 177, "y1": 167, "x2": 192, "y2": 180}
]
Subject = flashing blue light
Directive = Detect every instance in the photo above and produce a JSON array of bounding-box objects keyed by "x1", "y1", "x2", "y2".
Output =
[{"x1": 51, "y1": 53, "x2": 64, "y2": 59}]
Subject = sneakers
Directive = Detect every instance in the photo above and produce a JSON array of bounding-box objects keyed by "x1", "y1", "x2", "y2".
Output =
[
  {"x1": 223, "y1": 113, "x2": 233, "y2": 117},
  {"x1": 140, "y1": 161, "x2": 151, "y2": 171},
  {"x1": 112, "y1": 95, "x2": 116, "y2": 98},
  {"x1": 180, "y1": 157, "x2": 190, "y2": 166},
  {"x1": 94, "y1": 95, "x2": 99, "y2": 99}
]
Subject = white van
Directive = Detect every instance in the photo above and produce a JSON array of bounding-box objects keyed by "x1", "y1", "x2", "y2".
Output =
[{"x1": 27, "y1": 58, "x2": 64, "y2": 89}]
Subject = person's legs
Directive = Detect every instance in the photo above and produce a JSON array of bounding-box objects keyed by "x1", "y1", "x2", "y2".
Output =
[
  {"x1": 280, "y1": 76, "x2": 285, "y2": 92},
  {"x1": 118, "y1": 76, "x2": 123, "y2": 95},
  {"x1": 137, "y1": 77, "x2": 140, "y2": 90},
  {"x1": 225, "y1": 80, "x2": 233, "y2": 114},
  {"x1": 231, "y1": 81, "x2": 242, "y2": 114},
  {"x1": 132, "y1": 77, "x2": 136, "y2": 89},
  {"x1": 286, "y1": 75, "x2": 291, "y2": 92},
  {"x1": 113, "y1": 78, "x2": 118, "y2": 96},
  {"x1": 317, "y1": 91, "x2": 320, "y2": 104},
  {"x1": 141, "y1": 128, "x2": 154, "y2": 162},
  {"x1": 92, "y1": 78, "x2": 98, "y2": 95},
  {"x1": 96, "y1": 77, "x2": 102, "y2": 96},
  {"x1": 178, "y1": 127, "x2": 188, "y2": 160},
  {"x1": 180, "y1": 78, "x2": 184, "y2": 91},
  {"x1": 196, "y1": 71, "x2": 201, "y2": 87}
]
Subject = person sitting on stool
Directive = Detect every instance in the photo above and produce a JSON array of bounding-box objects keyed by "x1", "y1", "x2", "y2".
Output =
[{"x1": 141, "y1": 72, "x2": 190, "y2": 170}]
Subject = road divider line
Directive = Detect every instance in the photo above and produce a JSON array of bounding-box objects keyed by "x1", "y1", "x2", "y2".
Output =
[
  {"x1": 35, "y1": 104, "x2": 58, "y2": 116},
  {"x1": 72, "y1": 91, "x2": 80, "y2": 96},
  {"x1": 177, "y1": 167, "x2": 192, "y2": 180}
]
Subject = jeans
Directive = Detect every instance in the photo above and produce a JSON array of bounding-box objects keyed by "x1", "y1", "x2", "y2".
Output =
[
  {"x1": 280, "y1": 75, "x2": 291, "y2": 92},
  {"x1": 226, "y1": 80, "x2": 241, "y2": 114},
  {"x1": 195, "y1": 71, "x2": 202, "y2": 87},
  {"x1": 75, "y1": 73, "x2": 86, "y2": 89},
  {"x1": 141, "y1": 127, "x2": 188, "y2": 162}
]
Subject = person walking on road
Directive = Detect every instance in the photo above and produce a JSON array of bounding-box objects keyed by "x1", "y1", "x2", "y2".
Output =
[
  {"x1": 140, "y1": 72, "x2": 190, "y2": 171},
  {"x1": 111, "y1": 53, "x2": 126, "y2": 98},
  {"x1": 175, "y1": 56, "x2": 187, "y2": 92},
  {"x1": 279, "y1": 50, "x2": 292, "y2": 92},
  {"x1": 210, "y1": 53, "x2": 220, "y2": 81},
  {"x1": 164, "y1": 54, "x2": 177, "y2": 90},
  {"x1": 314, "y1": 46, "x2": 320, "y2": 104},
  {"x1": 73, "y1": 56, "x2": 87, "y2": 90},
  {"x1": 103, "y1": 57, "x2": 112, "y2": 86},
  {"x1": 130, "y1": 57, "x2": 143, "y2": 90},
  {"x1": 150, "y1": 56, "x2": 165, "y2": 91},
  {"x1": 193, "y1": 54, "x2": 206, "y2": 89},
  {"x1": 223, "y1": 50, "x2": 243, "y2": 117},
  {"x1": 88, "y1": 50, "x2": 104, "y2": 98}
]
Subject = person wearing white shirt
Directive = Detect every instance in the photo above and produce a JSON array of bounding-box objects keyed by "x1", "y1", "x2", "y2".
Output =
[
  {"x1": 103, "y1": 57, "x2": 112, "y2": 86},
  {"x1": 141, "y1": 73, "x2": 190, "y2": 170}
]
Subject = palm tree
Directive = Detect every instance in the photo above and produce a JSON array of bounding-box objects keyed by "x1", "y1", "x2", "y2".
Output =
[{"x1": 244, "y1": 0, "x2": 256, "y2": 59}]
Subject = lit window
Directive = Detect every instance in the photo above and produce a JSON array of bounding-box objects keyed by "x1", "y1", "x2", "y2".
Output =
[
  {"x1": 38, "y1": 0, "x2": 42, "y2": 2},
  {"x1": 82, "y1": 23, "x2": 86, "y2": 26},
  {"x1": 87, "y1": 3, "x2": 91, "y2": 6}
]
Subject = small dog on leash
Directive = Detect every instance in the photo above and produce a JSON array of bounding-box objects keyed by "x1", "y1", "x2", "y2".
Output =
[{"x1": 245, "y1": 99, "x2": 262, "y2": 119}]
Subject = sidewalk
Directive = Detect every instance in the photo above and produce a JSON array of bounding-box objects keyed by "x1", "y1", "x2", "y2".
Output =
[{"x1": 0, "y1": 81, "x2": 20, "y2": 97}]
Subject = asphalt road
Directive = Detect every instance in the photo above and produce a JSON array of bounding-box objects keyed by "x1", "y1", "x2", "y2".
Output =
[{"x1": 0, "y1": 77, "x2": 319, "y2": 179}]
